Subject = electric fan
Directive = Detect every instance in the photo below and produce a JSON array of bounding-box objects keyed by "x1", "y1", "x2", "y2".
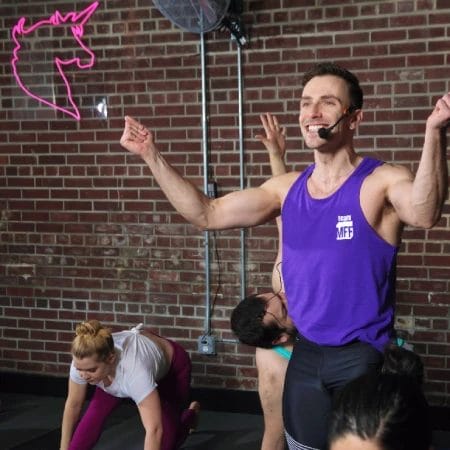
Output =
[{"x1": 152, "y1": 0, "x2": 231, "y2": 34}]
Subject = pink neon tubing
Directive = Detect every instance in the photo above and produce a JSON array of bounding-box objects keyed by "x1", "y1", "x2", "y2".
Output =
[{"x1": 11, "y1": 1, "x2": 99, "y2": 120}]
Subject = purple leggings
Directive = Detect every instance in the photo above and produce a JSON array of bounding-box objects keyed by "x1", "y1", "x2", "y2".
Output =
[{"x1": 69, "y1": 339, "x2": 195, "y2": 450}]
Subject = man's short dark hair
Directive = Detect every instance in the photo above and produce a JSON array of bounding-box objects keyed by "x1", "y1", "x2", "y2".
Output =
[
  {"x1": 230, "y1": 294, "x2": 285, "y2": 348},
  {"x1": 302, "y1": 62, "x2": 363, "y2": 111}
]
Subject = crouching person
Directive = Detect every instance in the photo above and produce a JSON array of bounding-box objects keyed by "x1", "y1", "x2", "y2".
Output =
[{"x1": 60, "y1": 320, "x2": 199, "y2": 450}]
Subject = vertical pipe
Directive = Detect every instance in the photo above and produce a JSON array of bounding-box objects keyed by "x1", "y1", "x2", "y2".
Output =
[
  {"x1": 200, "y1": 32, "x2": 211, "y2": 335},
  {"x1": 237, "y1": 45, "x2": 246, "y2": 300}
]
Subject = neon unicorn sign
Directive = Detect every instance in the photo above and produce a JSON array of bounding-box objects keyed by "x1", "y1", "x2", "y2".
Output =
[{"x1": 11, "y1": 1, "x2": 99, "y2": 120}]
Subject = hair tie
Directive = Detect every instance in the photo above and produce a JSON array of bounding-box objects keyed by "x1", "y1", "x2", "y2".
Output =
[{"x1": 131, "y1": 323, "x2": 144, "y2": 333}]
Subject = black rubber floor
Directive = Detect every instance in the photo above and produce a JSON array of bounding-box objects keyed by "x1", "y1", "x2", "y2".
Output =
[{"x1": 1, "y1": 393, "x2": 449, "y2": 450}]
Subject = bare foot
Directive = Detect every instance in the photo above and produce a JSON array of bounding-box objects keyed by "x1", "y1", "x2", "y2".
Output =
[{"x1": 188, "y1": 401, "x2": 200, "y2": 433}]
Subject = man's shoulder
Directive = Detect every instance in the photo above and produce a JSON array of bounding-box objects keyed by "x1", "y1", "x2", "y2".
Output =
[
  {"x1": 267, "y1": 170, "x2": 301, "y2": 183},
  {"x1": 256, "y1": 344, "x2": 293, "y2": 364},
  {"x1": 363, "y1": 160, "x2": 414, "y2": 193},
  {"x1": 370, "y1": 160, "x2": 413, "y2": 179},
  {"x1": 264, "y1": 170, "x2": 301, "y2": 194}
]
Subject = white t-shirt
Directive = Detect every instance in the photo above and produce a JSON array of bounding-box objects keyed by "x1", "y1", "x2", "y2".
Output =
[{"x1": 70, "y1": 324, "x2": 170, "y2": 404}]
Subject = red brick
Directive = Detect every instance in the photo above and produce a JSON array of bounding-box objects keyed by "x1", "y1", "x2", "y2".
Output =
[{"x1": 2, "y1": 0, "x2": 450, "y2": 404}]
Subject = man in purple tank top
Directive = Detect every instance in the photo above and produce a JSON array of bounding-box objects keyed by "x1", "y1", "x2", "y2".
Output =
[{"x1": 120, "y1": 63, "x2": 449, "y2": 450}]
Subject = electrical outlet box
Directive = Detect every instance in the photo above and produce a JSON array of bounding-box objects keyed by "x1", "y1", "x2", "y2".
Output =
[
  {"x1": 207, "y1": 182, "x2": 217, "y2": 199},
  {"x1": 198, "y1": 335, "x2": 216, "y2": 355}
]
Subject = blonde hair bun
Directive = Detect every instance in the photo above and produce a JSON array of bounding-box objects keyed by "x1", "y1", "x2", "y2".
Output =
[
  {"x1": 72, "y1": 320, "x2": 114, "y2": 362},
  {"x1": 76, "y1": 320, "x2": 103, "y2": 337}
]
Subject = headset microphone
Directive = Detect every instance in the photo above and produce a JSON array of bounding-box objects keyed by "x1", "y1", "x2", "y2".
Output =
[{"x1": 317, "y1": 106, "x2": 356, "y2": 140}]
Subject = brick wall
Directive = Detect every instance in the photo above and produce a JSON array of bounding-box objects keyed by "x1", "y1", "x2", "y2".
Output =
[{"x1": 0, "y1": 0, "x2": 449, "y2": 405}]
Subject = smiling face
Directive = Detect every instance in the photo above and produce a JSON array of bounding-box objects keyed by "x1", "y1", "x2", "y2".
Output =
[
  {"x1": 72, "y1": 353, "x2": 114, "y2": 385},
  {"x1": 299, "y1": 74, "x2": 355, "y2": 147}
]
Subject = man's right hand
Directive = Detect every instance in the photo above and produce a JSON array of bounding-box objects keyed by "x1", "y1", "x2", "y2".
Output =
[{"x1": 120, "y1": 116, "x2": 156, "y2": 160}]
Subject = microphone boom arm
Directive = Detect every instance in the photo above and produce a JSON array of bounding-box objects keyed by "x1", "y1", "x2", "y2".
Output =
[{"x1": 317, "y1": 106, "x2": 356, "y2": 139}]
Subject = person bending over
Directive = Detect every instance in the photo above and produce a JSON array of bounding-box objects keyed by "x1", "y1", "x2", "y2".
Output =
[
  {"x1": 60, "y1": 320, "x2": 199, "y2": 450},
  {"x1": 329, "y1": 345, "x2": 431, "y2": 450},
  {"x1": 255, "y1": 110, "x2": 292, "y2": 450},
  {"x1": 232, "y1": 116, "x2": 291, "y2": 447},
  {"x1": 120, "y1": 62, "x2": 448, "y2": 450},
  {"x1": 231, "y1": 289, "x2": 295, "y2": 450},
  {"x1": 241, "y1": 120, "x2": 293, "y2": 450}
]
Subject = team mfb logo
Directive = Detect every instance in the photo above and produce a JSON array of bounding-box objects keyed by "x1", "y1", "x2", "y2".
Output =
[
  {"x1": 11, "y1": 1, "x2": 99, "y2": 120},
  {"x1": 336, "y1": 214, "x2": 354, "y2": 240}
]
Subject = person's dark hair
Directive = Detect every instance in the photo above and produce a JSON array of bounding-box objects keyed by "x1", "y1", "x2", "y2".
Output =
[
  {"x1": 302, "y1": 62, "x2": 364, "y2": 111},
  {"x1": 230, "y1": 294, "x2": 285, "y2": 348},
  {"x1": 382, "y1": 343, "x2": 424, "y2": 386},
  {"x1": 329, "y1": 346, "x2": 431, "y2": 450}
]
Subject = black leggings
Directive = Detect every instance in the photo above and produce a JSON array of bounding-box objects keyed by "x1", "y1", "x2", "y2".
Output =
[{"x1": 283, "y1": 335, "x2": 382, "y2": 450}]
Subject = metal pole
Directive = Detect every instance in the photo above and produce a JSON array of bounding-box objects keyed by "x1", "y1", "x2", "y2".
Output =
[
  {"x1": 200, "y1": 32, "x2": 211, "y2": 335},
  {"x1": 237, "y1": 44, "x2": 246, "y2": 300}
]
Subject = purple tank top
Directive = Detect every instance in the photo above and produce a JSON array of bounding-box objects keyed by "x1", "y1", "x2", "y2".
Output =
[{"x1": 281, "y1": 157, "x2": 397, "y2": 352}]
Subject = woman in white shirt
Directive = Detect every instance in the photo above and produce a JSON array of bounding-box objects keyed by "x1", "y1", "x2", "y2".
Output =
[{"x1": 60, "y1": 320, "x2": 199, "y2": 450}]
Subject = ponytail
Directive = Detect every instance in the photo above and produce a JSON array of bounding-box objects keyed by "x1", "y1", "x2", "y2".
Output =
[{"x1": 381, "y1": 343, "x2": 424, "y2": 385}]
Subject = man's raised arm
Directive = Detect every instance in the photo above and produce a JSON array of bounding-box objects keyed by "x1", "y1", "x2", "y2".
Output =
[
  {"x1": 120, "y1": 116, "x2": 281, "y2": 230},
  {"x1": 388, "y1": 93, "x2": 449, "y2": 229}
]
